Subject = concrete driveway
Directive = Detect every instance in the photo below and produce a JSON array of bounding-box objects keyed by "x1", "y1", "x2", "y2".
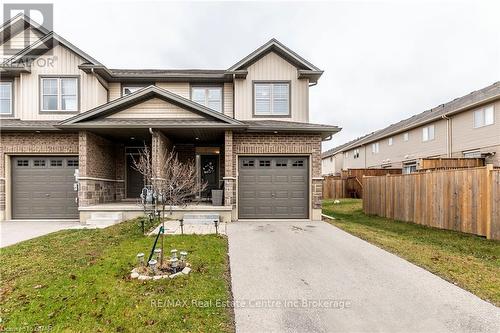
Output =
[
  {"x1": 227, "y1": 221, "x2": 500, "y2": 333},
  {"x1": 0, "y1": 221, "x2": 80, "y2": 248}
]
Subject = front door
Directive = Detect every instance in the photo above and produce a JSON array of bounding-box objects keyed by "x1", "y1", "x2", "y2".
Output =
[
  {"x1": 126, "y1": 154, "x2": 144, "y2": 198},
  {"x1": 200, "y1": 155, "x2": 219, "y2": 198}
]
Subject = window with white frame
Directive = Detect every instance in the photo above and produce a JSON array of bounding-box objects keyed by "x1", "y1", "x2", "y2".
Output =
[
  {"x1": 254, "y1": 82, "x2": 290, "y2": 116},
  {"x1": 473, "y1": 106, "x2": 494, "y2": 128},
  {"x1": 344, "y1": 151, "x2": 349, "y2": 159},
  {"x1": 403, "y1": 132, "x2": 409, "y2": 141},
  {"x1": 191, "y1": 86, "x2": 222, "y2": 112},
  {"x1": 403, "y1": 162, "x2": 417, "y2": 174},
  {"x1": 41, "y1": 77, "x2": 78, "y2": 112},
  {"x1": 122, "y1": 85, "x2": 147, "y2": 96},
  {"x1": 0, "y1": 82, "x2": 13, "y2": 115},
  {"x1": 372, "y1": 142, "x2": 379, "y2": 154},
  {"x1": 353, "y1": 148, "x2": 360, "y2": 159},
  {"x1": 422, "y1": 125, "x2": 435, "y2": 141},
  {"x1": 463, "y1": 150, "x2": 481, "y2": 158},
  {"x1": 388, "y1": 137, "x2": 393, "y2": 146}
]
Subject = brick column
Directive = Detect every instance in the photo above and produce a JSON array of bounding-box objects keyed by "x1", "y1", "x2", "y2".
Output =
[{"x1": 223, "y1": 131, "x2": 236, "y2": 213}]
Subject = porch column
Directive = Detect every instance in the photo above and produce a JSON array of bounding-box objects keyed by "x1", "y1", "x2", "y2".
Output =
[
  {"x1": 223, "y1": 131, "x2": 236, "y2": 214},
  {"x1": 151, "y1": 130, "x2": 173, "y2": 181},
  {"x1": 78, "y1": 131, "x2": 122, "y2": 207}
]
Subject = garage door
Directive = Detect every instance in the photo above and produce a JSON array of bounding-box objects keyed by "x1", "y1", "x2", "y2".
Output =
[
  {"x1": 238, "y1": 156, "x2": 309, "y2": 219},
  {"x1": 12, "y1": 156, "x2": 79, "y2": 219}
]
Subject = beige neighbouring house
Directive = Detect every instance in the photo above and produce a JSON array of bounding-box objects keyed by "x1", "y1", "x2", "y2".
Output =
[
  {"x1": 0, "y1": 14, "x2": 340, "y2": 223},
  {"x1": 322, "y1": 82, "x2": 500, "y2": 175}
]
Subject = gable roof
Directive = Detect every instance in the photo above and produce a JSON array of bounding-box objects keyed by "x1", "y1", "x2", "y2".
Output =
[
  {"x1": 58, "y1": 85, "x2": 245, "y2": 127},
  {"x1": 228, "y1": 38, "x2": 321, "y2": 72},
  {"x1": 328, "y1": 81, "x2": 500, "y2": 155},
  {"x1": 0, "y1": 13, "x2": 49, "y2": 43}
]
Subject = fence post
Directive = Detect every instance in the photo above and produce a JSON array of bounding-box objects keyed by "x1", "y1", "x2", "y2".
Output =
[{"x1": 485, "y1": 164, "x2": 493, "y2": 239}]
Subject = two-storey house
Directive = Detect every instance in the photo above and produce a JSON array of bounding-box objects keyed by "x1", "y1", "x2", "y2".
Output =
[{"x1": 0, "y1": 14, "x2": 339, "y2": 223}]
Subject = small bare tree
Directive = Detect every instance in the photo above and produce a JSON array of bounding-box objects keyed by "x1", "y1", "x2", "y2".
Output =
[{"x1": 133, "y1": 145, "x2": 207, "y2": 265}]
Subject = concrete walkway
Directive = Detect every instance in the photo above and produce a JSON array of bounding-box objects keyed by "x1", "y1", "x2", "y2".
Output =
[
  {"x1": 0, "y1": 221, "x2": 80, "y2": 248},
  {"x1": 227, "y1": 221, "x2": 500, "y2": 333}
]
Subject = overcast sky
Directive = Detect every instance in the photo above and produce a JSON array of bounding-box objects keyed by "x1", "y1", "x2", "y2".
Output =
[{"x1": 7, "y1": 0, "x2": 499, "y2": 151}]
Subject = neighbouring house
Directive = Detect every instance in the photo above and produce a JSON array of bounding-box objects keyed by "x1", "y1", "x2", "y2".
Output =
[
  {"x1": 322, "y1": 82, "x2": 500, "y2": 175},
  {"x1": 0, "y1": 14, "x2": 340, "y2": 223}
]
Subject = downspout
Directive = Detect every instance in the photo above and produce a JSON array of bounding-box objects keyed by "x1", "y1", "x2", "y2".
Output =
[{"x1": 441, "y1": 115, "x2": 452, "y2": 157}]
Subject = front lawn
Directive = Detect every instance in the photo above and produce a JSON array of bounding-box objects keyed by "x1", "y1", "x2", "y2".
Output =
[
  {"x1": 0, "y1": 220, "x2": 233, "y2": 332},
  {"x1": 323, "y1": 199, "x2": 500, "y2": 306}
]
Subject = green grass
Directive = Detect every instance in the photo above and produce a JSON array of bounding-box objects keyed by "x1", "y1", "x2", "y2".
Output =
[
  {"x1": 0, "y1": 219, "x2": 234, "y2": 332},
  {"x1": 323, "y1": 199, "x2": 500, "y2": 306}
]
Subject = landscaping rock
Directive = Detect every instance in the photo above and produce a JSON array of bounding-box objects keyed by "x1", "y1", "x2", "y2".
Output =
[
  {"x1": 153, "y1": 275, "x2": 162, "y2": 280},
  {"x1": 169, "y1": 272, "x2": 183, "y2": 279},
  {"x1": 182, "y1": 267, "x2": 191, "y2": 275},
  {"x1": 131, "y1": 272, "x2": 139, "y2": 279},
  {"x1": 138, "y1": 275, "x2": 152, "y2": 281}
]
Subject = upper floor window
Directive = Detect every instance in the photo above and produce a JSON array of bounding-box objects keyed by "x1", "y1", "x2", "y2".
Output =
[
  {"x1": 353, "y1": 148, "x2": 360, "y2": 159},
  {"x1": 344, "y1": 152, "x2": 349, "y2": 159},
  {"x1": 388, "y1": 137, "x2": 393, "y2": 146},
  {"x1": 372, "y1": 142, "x2": 379, "y2": 154},
  {"x1": 0, "y1": 82, "x2": 13, "y2": 115},
  {"x1": 254, "y1": 82, "x2": 289, "y2": 116},
  {"x1": 191, "y1": 86, "x2": 222, "y2": 112},
  {"x1": 123, "y1": 85, "x2": 147, "y2": 96},
  {"x1": 473, "y1": 106, "x2": 494, "y2": 128},
  {"x1": 403, "y1": 132, "x2": 409, "y2": 141},
  {"x1": 422, "y1": 125, "x2": 435, "y2": 141},
  {"x1": 40, "y1": 77, "x2": 78, "y2": 112}
]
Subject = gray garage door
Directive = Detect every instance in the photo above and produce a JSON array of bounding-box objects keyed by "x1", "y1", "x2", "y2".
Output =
[
  {"x1": 12, "y1": 156, "x2": 79, "y2": 219},
  {"x1": 238, "y1": 156, "x2": 309, "y2": 219}
]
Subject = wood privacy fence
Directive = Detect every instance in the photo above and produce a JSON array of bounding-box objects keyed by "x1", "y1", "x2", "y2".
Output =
[
  {"x1": 418, "y1": 157, "x2": 484, "y2": 170},
  {"x1": 323, "y1": 176, "x2": 346, "y2": 199},
  {"x1": 363, "y1": 165, "x2": 500, "y2": 240}
]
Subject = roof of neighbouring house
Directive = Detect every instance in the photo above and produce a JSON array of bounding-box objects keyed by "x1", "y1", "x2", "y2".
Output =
[
  {"x1": 321, "y1": 132, "x2": 376, "y2": 158},
  {"x1": 324, "y1": 81, "x2": 500, "y2": 156}
]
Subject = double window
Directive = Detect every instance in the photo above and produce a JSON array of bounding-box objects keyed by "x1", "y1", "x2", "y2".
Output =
[
  {"x1": 473, "y1": 106, "x2": 494, "y2": 128},
  {"x1": 41, "y1": 77, "x2": 78, "y2": 112},
  {"x1": 353, "y1": 148, "x2": 360, "y2": 159},
  {"x1": 0, "y1": 82, "x2": 13, "y2": 115},
  {"x1": 191, "y1": 86, "x2": 222, "y2": 112},
  {"x1": 422, "y1": 125, "x2": 435, "y2": 142},
  {"x1": 254, "y1": 82, "x2": 290, "y2": 116}
]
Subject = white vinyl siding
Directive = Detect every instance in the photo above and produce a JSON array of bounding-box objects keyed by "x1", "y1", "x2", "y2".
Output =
[
  {"x1": 191, "y1": 86, "x2": 222, "y2": 112},
  {"x1": 41, "y1": 77, "x2": 78, "y2": 112},
  {"x1": 473, "y1": 105, "x2": 494, "y2": 128},
  {"x1": 0, "y1": 82, "x2": 13, "y2": 115},
  {"x1": 254, "y1": 82, "x2": 290, "y2": 116},
  {"x1": 422, "y1": 125, "x2": 435, "y2": 141}
]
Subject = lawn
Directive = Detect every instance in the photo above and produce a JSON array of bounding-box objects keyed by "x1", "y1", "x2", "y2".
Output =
[
  {"x1": 322, "y1": 199, "x2": 500, "y2": 306},
  {"x1": 0, "y1": 219, "x2": 234, "y2": 332}
]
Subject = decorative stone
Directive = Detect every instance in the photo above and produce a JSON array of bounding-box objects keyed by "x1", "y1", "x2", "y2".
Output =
[
  {"x1": 161, "y1": 274, "x2": 170, "y2": 279},
  {"x1": 131, "y1": 272, "x2": 139, "y2": 279},
  {"x1": 153, "y1": 275, "x2": 162, "y2": 280},
  {"x1": 138, "y1": 275, "x2": 152, "y2": 280},
  {"x1": 169, "y1": 272, "x2": 183, "y2": 279},
  {"x1": 182, "y1": 267, "x2": 191, "y2": 275},
  {"x1": 131, "y1": 268, "x2": 138, "y2": 273}
]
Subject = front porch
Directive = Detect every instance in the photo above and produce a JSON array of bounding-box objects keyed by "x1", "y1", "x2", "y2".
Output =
[{"x1": 77, "y1": 127, "x2": 236, "y2": 223}]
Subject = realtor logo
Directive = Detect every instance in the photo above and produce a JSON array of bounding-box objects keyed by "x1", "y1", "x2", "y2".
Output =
[{"x1": 2, "y1": 3, "x2": 53, "y2": 55}]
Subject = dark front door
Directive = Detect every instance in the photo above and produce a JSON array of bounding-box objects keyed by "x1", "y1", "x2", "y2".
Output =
[
  {"x1": 127, "y1": 154, "x2": 144, "y2": 198},
  {"x1": 200, "y1": 155, "x2": 219, "y2": 197}
]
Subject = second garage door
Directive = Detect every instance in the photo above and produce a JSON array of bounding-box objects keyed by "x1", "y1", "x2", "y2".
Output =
[
  {"x1": 12, "y1": 156, "x2": 79, "y2": 219},
  {"x1": 238, "y1": 156, "x2": 309, "y2": 219}
]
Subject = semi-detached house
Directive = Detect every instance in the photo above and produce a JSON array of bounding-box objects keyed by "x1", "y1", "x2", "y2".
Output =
[{"x1": 0, "y1": 14, "x2": 339, "y2": 223}]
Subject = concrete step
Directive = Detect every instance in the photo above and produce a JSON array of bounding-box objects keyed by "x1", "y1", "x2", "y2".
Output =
[
  {"x1": 90, "y1": 212, "x2": 123, "y2": 220},
  {"x1": 183, "y1": 213, "x2": 219, "y2": 225}
]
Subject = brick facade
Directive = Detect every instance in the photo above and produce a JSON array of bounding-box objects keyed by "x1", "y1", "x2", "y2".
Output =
[
  {"x1": 78, "y1": 131, "x2": 124, "y2": 206},
  {"x1": 0, "y1": 132, "x2": 79, "y2": 219}
]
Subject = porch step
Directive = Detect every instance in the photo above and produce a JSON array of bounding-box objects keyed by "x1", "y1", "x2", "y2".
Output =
[
  {"x1": 182, "y1": 213, "x2": 219, "y2": 225},
  {"x1": 85, "y1": 212, "x2": 124, "y2": 227}
]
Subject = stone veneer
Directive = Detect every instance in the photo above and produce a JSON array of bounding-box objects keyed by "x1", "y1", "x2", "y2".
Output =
[
  {"x1": 78, "y1": 131, "x2": 124, "y2": 206},
  {"x1": 229, "y1": 132, "x2": 323, "y2": 220},
  {"x1": 0, "y1": 132, "x2": 79, "y2": 220}
]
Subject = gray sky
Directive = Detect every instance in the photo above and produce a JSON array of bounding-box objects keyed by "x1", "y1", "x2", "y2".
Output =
[{"x1": 10, "y1": 0, "x2": 500, "y2": 151}]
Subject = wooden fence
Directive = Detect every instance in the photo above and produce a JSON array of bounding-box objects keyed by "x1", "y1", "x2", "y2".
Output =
[
  {"x1": 363, "y1": 165, "x2": 500, "y2": 240},
  {"x1": 323, "y1": 176, "x2": 346, "y2": 199},
  {"x1": 418, "y1": 157, "x2": 484, "y2": 170}
]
